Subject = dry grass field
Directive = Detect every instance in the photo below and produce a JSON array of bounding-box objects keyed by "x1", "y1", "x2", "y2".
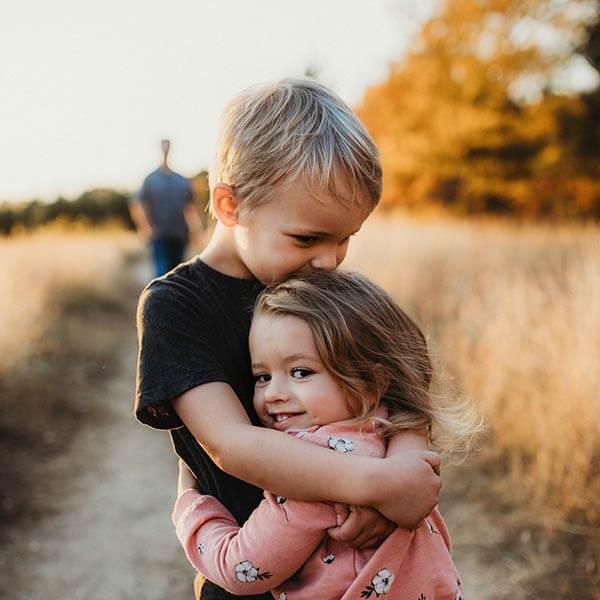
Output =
[
  {"x1": 0, "y1": 223, "x2": 139, "y2": 374},
  {"x1": 347, "y1": 214, "x2": 600, "y2": 594}
]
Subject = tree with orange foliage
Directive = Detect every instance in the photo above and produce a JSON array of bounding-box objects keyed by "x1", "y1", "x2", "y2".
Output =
[{"x1": 358, "y1": 0, "x2": 599, "y2": 218}]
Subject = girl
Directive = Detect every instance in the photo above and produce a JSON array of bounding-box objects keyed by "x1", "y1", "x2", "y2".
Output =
[{"x1": 173, "y1": 270, "x2": 476, "y2": 599}]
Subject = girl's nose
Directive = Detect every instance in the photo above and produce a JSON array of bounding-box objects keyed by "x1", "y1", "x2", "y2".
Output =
[{"x1": 264, "y1": 376, "x2": 291, "y2": 403}]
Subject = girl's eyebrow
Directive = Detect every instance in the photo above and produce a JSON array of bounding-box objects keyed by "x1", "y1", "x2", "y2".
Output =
[
  {"x1": 251, "y1": 354, "x2": 319, "y2": 370},
  {"x1": 284, "y1": 353, "x2": 320, "y2": 363}
]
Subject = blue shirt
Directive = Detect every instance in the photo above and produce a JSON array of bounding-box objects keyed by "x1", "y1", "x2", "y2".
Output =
[{"x1": 137, "y1": 168, "x2": 193, "y2": 241}]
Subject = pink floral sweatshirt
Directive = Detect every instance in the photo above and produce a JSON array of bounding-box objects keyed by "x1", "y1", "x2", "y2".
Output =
[{"x1": 172, "y1": 417, "x2": 463, "y2": 600}]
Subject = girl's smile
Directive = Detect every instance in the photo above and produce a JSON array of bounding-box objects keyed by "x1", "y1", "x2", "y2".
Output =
[{"x1": 268, "y1": 412, "x2": 307, "y2": 431}]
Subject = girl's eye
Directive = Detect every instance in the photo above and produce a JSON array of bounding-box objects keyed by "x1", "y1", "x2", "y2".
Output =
[
  {"x1": 291, "y1": 368, "x2": 313, "y2": 379},
  {"x1": 293, "y1": 235, "x2": 319, "y2": 245},
  {"x1": 254, "y1": 372, "x2": 271, "y2": 384}
]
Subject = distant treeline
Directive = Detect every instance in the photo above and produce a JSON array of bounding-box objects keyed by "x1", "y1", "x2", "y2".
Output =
[
  {"x1": 0, "y1": 172, "x2": 211, "y2": 235},
  {"x1": 358, "y1": 0, "x2": 600, "y2": 219}
]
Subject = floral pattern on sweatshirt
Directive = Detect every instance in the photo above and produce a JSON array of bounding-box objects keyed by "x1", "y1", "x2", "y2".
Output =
[
  {"x1": 234, "y1": 560, "x2": 271, "y2": 583},
  {"x1": 360, "y1": 568, "x2": 394, "y2": 597},
  {"x1": 327, "y1": 436, "x2": 355, "y2": 452}
]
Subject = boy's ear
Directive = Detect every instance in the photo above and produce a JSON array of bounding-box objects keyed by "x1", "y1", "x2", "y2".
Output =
[{"x1": 212, "y1": 183, "x2": 241, "y2": 227}]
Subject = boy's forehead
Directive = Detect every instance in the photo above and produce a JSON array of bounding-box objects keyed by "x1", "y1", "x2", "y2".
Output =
[{"x1": 274, "y1": 179, "x2": 371, "y2": 232}]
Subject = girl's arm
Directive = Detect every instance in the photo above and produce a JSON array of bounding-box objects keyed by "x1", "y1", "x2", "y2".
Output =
[
  {"x1": 173, "y1": 383, "x2": 441, "y2": 528},
  {"x1": 173, "y1": 468, "x2": 336, "y2": 594}
]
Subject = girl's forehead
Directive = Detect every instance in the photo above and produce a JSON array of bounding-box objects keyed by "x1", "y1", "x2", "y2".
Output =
[
  {"x1": 250, "y1": 314, "x2": 319, "y2": 360},
  {"x1": 251, "y1": 313, "x2": 309, "y2": 336}
]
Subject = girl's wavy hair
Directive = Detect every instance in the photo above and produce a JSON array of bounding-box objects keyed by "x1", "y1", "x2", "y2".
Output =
[
  {"x1": 209, "y1": 78, "x2": 382, "y2": 215},
  {"x1": 255, "y1": 270, "x2": 481, "y2": 455}
]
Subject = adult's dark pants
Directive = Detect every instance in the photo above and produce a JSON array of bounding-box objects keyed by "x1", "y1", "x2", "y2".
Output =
[{"x1": 150, "y1": 238, "x2": 187, "y2": 277}]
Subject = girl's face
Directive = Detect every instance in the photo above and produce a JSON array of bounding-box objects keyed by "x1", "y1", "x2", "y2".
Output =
[{"x1": 249, "y1": 313, "x2": 354, "y2": 432}]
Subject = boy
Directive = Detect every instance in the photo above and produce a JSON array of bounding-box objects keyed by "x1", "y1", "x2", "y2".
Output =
[{"x1": 134, "y1": 79, "x2": 441, "y2": 600}]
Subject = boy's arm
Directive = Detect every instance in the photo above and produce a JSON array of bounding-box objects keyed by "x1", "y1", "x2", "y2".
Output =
[
  {"x1": 173, "y1": 383, "x2": 441, "y2": 528},
  {"x1": 172, "y1": 488, "x2": 335, "y2": 594},
  {"x1": 328, "y1": 428, "x2": 436, "y2": 546}
]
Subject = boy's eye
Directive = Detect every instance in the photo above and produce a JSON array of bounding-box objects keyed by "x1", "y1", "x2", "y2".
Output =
[
  {"x1": 254, "y1": 372, "x2": 271, "y2": 384},
  {"x1": 291, "y1": 368, "x2": 313, "y2": 379},
  {"x1": 292, "y1": 235, "x2": 319, "y2": 245}
]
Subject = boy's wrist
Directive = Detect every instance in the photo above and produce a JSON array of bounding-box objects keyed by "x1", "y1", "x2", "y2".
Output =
[{"x1": 353, "y1": 456, "x2": 385, "y2": 509}]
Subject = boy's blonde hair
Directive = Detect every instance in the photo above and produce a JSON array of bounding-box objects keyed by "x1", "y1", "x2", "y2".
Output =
[
  {"x1": 210, "y1": 79, "x2": 382, "y2": 214},
  {"x1": 255, "y1": 270, "x2": 482, "y2": 456}
]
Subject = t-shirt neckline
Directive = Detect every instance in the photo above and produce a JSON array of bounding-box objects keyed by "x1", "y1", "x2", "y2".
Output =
[{"x1": 194, "y1": 256, "x2": 260, "y2": 286}]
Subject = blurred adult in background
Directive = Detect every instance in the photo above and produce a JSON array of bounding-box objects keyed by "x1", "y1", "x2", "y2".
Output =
[{"x1": 129, "y1": 139, "x2": 202, "y2": 277}]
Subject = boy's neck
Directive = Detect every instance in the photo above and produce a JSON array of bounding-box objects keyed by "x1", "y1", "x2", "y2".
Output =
[{"x1": 200, "y1": 223, "x2": 255, "y2": 280}]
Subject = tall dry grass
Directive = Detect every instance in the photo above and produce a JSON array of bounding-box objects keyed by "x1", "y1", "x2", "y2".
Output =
[
  {"x1": 0, "y1": 223, "x2": 140, "y2": 374},
  {"x1": 347, "y1": 215, "x2": 600, "y2": 528}
]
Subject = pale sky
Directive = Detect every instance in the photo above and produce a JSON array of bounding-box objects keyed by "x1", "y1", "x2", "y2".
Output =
[{"x1": 0, "y1": 0, "x2": 435, "y2": 202}]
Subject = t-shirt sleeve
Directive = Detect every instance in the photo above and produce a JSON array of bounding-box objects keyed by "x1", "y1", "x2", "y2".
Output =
[{"x1": 134, "y1": 280, "x2": 228, "y2": 430}]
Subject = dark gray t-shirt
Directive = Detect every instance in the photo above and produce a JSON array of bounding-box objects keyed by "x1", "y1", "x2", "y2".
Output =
[
  {"x1": 137, "y1": 168, "x2": 192, "y2": 241},
  {"x1": 134, "y1": 257, "x2": 270, "y2": 600}
]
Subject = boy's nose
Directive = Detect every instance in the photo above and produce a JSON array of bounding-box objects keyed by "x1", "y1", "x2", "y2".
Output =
[{"x1": 310, "y1": 252, "x2": 338, "y2": 271}]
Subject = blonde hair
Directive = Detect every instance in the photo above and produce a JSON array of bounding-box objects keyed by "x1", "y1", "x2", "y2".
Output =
[
  {"x1": 255, "y1": 270, "x2": 482, "y2": 456},
  {"x1": 210, "y1": 79, "x2": 382, "y2": 215}
]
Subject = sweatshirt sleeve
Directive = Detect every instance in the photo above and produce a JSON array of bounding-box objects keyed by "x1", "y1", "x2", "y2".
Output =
[{"x1": 172, "y1": 489, "x2": 336, "y2": 595}]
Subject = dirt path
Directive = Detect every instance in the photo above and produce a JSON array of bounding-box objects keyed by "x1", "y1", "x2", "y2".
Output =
[{"x1": 4, "y1": 263, "x2": 194, "y2": 600}]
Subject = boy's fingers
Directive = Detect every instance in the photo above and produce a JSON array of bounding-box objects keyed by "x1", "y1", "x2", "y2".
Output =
[
  {"x1": 424, "y1": 450, "x2": 441, "y2": 475},
  {"x1": 332, "y1": 502, "x2": 350, "y2": 526}
]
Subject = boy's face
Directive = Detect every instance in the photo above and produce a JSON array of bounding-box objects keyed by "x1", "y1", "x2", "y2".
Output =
[{"x1": 234, "y1": 178, "x2": 372, "y2": 284}]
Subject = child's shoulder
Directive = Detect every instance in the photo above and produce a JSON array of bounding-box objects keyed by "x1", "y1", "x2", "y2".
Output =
[{"x1": 141, "y1": 257, "x2": 261, "y2": 309}]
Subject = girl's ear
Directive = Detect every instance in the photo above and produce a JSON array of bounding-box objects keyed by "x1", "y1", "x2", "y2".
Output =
[
  {"x1": 211, "y1": 183, "x2": 241, "y2": 227},
  {"x1": 363, "y1": 364, "x2": 390, "y2": 411}
]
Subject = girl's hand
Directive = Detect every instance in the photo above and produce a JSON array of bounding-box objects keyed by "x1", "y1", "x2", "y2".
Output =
[
  {"x1": 177, "y1": 459, "x2": 198, "y2": 499},
  {"x1": 327, "y1": 505, "x2": 396, "y2": 549}
]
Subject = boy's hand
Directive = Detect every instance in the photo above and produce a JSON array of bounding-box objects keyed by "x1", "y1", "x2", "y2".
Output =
[
  {"x1": 177, "y1": 459, "x2": 198, "y2": 499},
  {"x1": 373, "y1": 450, "x2": 441, "y2": 529},
  {"x1": 327, "y1": 504, "x2": 396, "y2": 548}
]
